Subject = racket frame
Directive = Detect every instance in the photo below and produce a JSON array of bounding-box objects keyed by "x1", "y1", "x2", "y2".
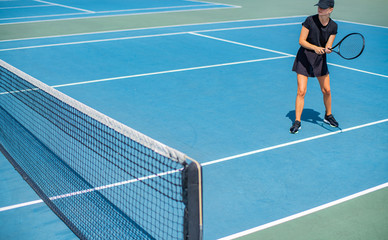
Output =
[{"x1": 329, "y1": 33, "x2": 365, "y2": 60}]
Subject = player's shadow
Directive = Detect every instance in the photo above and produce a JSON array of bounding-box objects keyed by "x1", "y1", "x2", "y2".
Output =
[{"x1": 286, "y1": 108, "x2": 335, "y2": 131}]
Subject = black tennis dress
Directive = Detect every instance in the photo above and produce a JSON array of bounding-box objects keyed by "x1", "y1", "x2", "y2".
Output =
[{"x1": 292, "y1": 14, "x2": 338, "y2": 77}]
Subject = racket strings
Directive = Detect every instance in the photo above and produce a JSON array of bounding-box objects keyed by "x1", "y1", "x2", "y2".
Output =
[{"x1": 338, "y1": 34, "x2": 364, "y2": 59}]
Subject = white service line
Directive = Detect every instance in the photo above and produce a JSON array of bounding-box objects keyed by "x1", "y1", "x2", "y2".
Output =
[
  {"x1": 0, "y1": 56, "x2": 292, "y2": 95},
  {"x1": 188, "y1": 32, "x2": 388, "y2": 78},
  {"x1": 0, "y1": 22, "x2": 386, "y2": 85},
  {"x1": 51, "y1": 56, "x2": 292, "y2": 88},
  {"x1": 219, "y1": 182, "x2": 388, "y2": 240},
  {"x1": 34, "y1": 0, "x2": 95, "y2": 13},
  {"x1": 189, "y1": 32, "x2": 294, "y2": 56}
]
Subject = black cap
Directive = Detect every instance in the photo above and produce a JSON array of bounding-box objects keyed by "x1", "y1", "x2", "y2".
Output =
[{"x1": 315, "y1": 0, "x2": 334, "y2": 9}]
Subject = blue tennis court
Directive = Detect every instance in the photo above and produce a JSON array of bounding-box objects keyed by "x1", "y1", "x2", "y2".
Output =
[{"x1": 0, "y1": 1, "x2": 387, "y2": 239}]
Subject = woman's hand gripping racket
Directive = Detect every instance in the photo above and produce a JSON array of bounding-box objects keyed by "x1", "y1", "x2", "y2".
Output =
[{"x1": 329, "y1": 33, "x2": 365, "y2": 60}]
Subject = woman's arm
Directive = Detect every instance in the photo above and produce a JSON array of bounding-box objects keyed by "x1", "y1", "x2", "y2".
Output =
[
  {"x1": 299, "y1": 26, "x2": 325, "y2": 55},
  {"x1": 324, "y1": 34, "x2": 336, "y2": 53}
]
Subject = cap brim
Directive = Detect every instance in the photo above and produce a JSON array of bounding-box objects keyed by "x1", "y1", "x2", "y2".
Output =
[{"x1": 314, "y1": 3, "x2": 332, "y2": 9}]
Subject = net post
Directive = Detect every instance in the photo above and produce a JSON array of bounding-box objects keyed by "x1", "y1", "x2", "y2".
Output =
[{"x1": 183, "y1": 159, "x2": 203, "y2": 240}]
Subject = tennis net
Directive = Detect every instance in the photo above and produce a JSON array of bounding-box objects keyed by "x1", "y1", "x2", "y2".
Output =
[{"x1": 0, "y1": 59, "x2": 202, "y2": 240}]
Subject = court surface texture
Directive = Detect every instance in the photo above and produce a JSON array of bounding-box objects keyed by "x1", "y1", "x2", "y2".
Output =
[{"x1": 1, "y1": 0, "x2": 387, "y2": 239}]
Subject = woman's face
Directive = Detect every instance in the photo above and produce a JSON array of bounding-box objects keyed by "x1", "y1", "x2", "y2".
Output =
[{"x1": 318, "y1": 7, "x2": 333, "y2": 16}]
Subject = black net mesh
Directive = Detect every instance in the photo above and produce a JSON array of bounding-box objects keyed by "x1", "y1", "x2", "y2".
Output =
[{"x1": 0, "y1": 60, "x2": 191, "y2": 240}]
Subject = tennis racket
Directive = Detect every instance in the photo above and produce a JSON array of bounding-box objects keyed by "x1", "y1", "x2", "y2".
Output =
[{"x1": 329, "y1": 33, "x2": 365, "y2": 60}]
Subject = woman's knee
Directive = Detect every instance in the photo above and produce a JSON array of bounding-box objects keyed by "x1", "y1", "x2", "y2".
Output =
[
  {"x1": 296, "y1": 75, "x2": 308, "y2": 98},
  {"x1": 321, "y1": 87, "x2": 331, "y2": 96},
  {"x1": 317, "y1": 74, "x2": 331, "y2": 96},
  {"x1": 297, "y1": 88, "x2": 307, "y2": 98}
]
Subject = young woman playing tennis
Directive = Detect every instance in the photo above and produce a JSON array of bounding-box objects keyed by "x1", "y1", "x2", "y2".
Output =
[{"x1": 290, "y1": 0, "x2": 339, "y2": 134}]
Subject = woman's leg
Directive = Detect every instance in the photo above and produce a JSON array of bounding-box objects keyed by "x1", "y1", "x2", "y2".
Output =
[
  {"x1": 295, "y1": 74, "x2": 308, "y2": 121},
  {"x1": 317, "y1": 74, "x2": 331, "y2": 115}
]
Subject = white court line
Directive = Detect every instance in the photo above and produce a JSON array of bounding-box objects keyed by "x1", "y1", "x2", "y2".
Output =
[
  {"x1": 0, "y1": 4, "x2": 226, "y2": 22},
  {"x1": 34, "y1": 0, "x2": 95, "y2": 13},
  {"x1": 195, "y1": 22, "x2": 301, "y2": 33},
  {"x1": 0, "y1": 12, "x2": 88, "y2": 22},
  {"x1": 1, "y1": 26, "x2": 386, "y2": 86},
  {"x1": 0, "y1": 16, "x2": 385, "y2": 44},
  {"x1": 0, "y1": 22, "x2": 302, "y2": 51},
  {"x1": 89, "y1": 3, "x2": 220, "y2": 14},
  {"x1": 0, "y1": 4, "x2": 50, "y2": 10},
  {"x1": 1, "y1": 119, "x2": 387, "y2": 212},
  {"x1": 0, "y1": 87, "x2": 39, "y2": 95},
  {"x1": 0, "y1": 3, "x2": 207, "y2": 21},
  {"x1": 0, "y1": 20, "x2": 386, "y2": 87},
  {"x1": 0, "y1": 15, "x2": 306, "y2": 42},
  {"x1": 0, "y1": 168, "x2": 182, "y2": 212},
  {"x1": 0, "y1": 16, "x2": 386, "y2": 230},
  {"x1": 0, "y1": 32, "x2": 187, "y2": 51},
  {"x1": 202, "y1": 119, "x2": 388, "y2": 166},
  {"x1": 0, "y1": 5, "x2": 237, "y2": 25},
  {"x1": 0, "y1": 200, "x2": 44, "y2": 212},
  {"x1": 328, "y1": 63, "x2": 388, "y2": 78},
  {"x1": 54, "y1": 60, "x2": 386, "y2": 89},
  {"x1": 0, "y1": 56, "x2": 292, "y2": 95},
  {"x1": 189, "y1": 32, "x2": 294, "y2": 56},
  {"x1": 186, "y1": 0, "x2": 240, "y2": 8},
  {"x1": 189, "y1": 32, "x2": 388, "y2": 78},
  {"x1": 51, "y1": 56, "x2": 292, "y2": 88},
  {"x1": 219, "y1": 182, "x2": 388, "y2": 240},
  {"x1": 1, "y1": 19, "x2": 386, "y2": 79},
  {"x1": 2, "y1": 54, "x2": 385, "y2": 92},
  {"x1": 49, "y1": 169, "x2": 181, "y2": 200},
  {"x1": 188, "y1": 32, "x2": 388, "y2": 78},
  {"x1": 336, "y1": 19, "x2": 388, "y2": 29}
]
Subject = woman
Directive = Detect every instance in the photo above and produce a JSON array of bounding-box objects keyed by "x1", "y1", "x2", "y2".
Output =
[{"x1": 290, "y1": 0, "x2": 339, "y2": 134}]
